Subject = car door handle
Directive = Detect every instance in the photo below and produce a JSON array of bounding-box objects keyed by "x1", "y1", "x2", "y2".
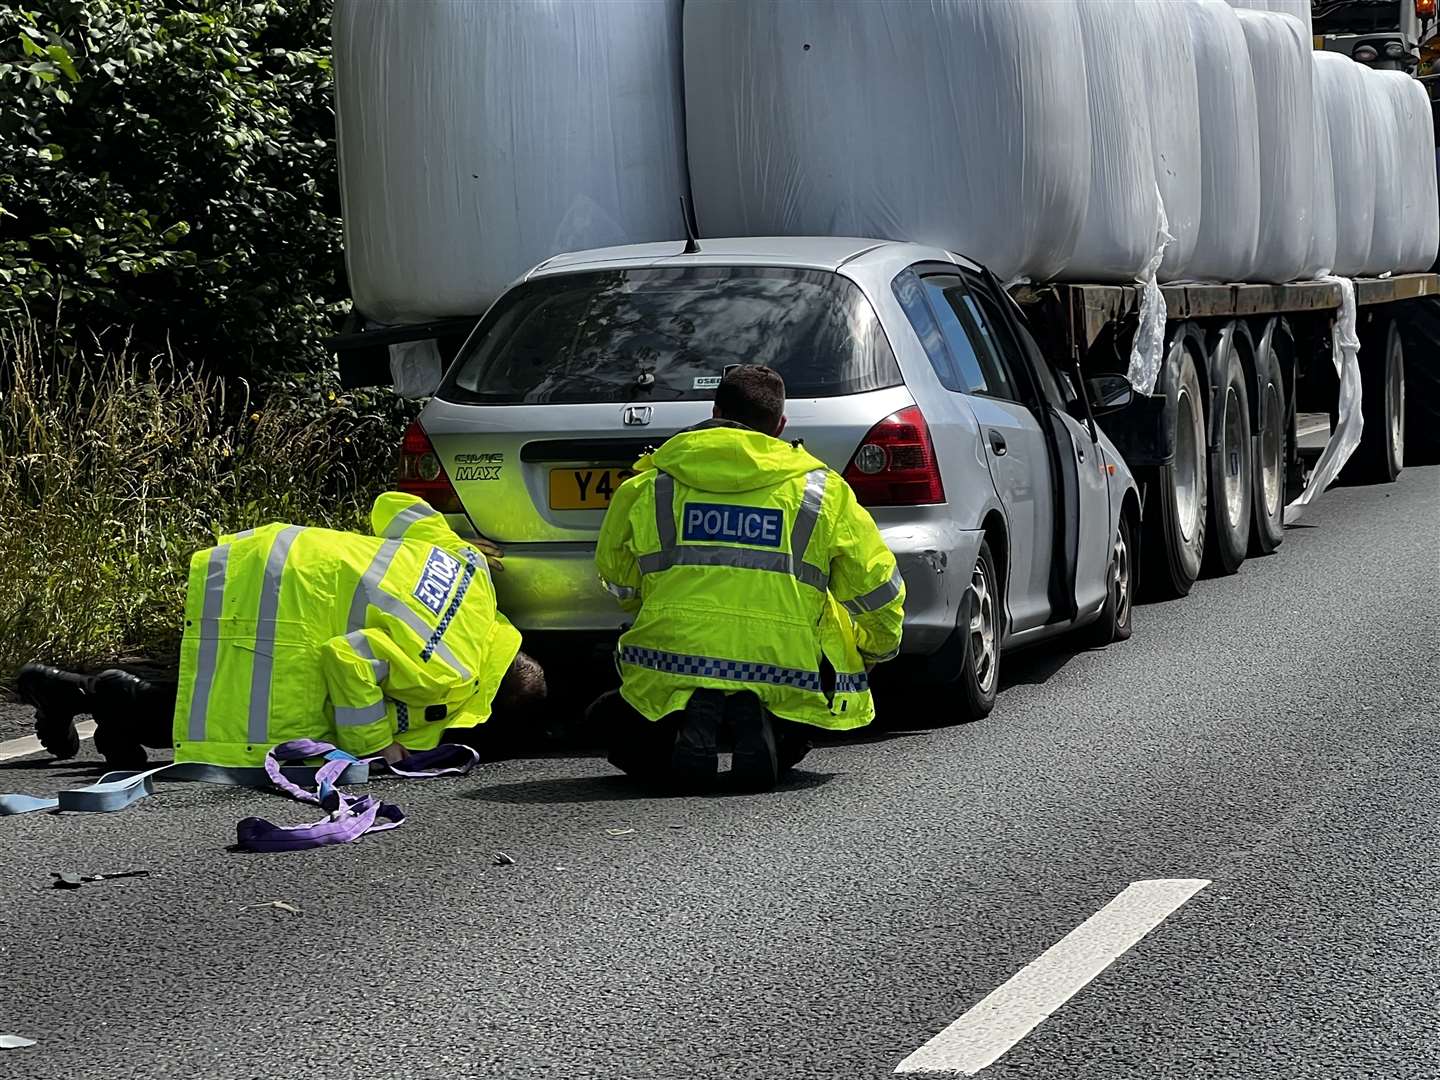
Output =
[{"x1": 988, "y1": 430, "x2": 1007, "y2": 456}]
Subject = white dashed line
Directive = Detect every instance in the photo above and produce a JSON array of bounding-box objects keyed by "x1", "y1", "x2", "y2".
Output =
[
  {"x1": 0, "y1": 721, "x2": 97, "y2": 763},
  {"x1": 895, "y1": 877, "x2": 1210, "y2": 1076}
]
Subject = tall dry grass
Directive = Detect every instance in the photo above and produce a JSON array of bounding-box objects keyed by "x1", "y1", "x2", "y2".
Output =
[{"x1": 0, "y1": 319, "x2": 413, "y2": 685}]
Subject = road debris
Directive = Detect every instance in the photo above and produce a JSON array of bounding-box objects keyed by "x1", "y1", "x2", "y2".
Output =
[
  {"x1": 605, "y1": 828, "x2": 635, "y2": 837},
  {"x1": 0, "y1": 1035, "x2": 38, "y2": 1049},
  {"x1": 51, "y1": 869, "x2": 151, "y2": 890},
  {"x1": 492, "y1": 851, "x2": 515, "y2": 866},
  {"x1": 241, "y1": 900, "x2": 302, "y2": 915}
]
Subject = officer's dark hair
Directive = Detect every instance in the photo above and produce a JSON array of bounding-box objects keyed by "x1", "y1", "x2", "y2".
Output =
[
  {"x1": 715, "y1": 365, "x2": 786, "y2": 436},
  {"x1": 495, "y1": 650, "x2": 547, "y2": 712}
]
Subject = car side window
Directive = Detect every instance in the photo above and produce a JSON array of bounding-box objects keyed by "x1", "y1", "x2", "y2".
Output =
[
  {"x1": 891, "y1": 269, "x2": 959, "y2": 390},
  {"x1": 919, "y1": 274, "x2": 1019, "y2": 402}
]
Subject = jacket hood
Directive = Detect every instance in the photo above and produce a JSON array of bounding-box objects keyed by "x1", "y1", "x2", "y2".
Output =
[{"x1": 639, "y1": 427, "x2": 826, "y2": 494}]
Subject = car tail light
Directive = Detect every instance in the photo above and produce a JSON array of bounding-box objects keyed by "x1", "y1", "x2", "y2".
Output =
[
  {"x1": 397, "y1": 420, "x2": 463, "y2": 513},
  {"x1": 1419, "y1": 0, "x2": 1435, "y2": 19},
  {"x1": 842, "y1": 406, "x2": 945, "y2": 506}
]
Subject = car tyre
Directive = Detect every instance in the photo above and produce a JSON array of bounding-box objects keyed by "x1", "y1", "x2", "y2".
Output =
[
  {"x1": 1205, "y1": 335, "x2": 1252, "y2": 575},
  {"x1": 956, "y1": 538, "x2": 1001, "y2": 722},
  {"x1": 1081, "y1": 512, "x2": 1134, "y2": 648},
  {"x1": 1140, "y1": 335, "x2": 1207, "y2": 600}
]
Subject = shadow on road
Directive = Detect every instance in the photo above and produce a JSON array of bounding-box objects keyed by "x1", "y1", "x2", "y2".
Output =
[{"x1": 463, "y1": 768, "x2": 835, "y2": 804}]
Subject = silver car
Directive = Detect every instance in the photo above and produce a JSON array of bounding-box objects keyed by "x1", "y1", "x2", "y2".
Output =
[{"x1": 410, "y1": 237, "x2": 1140, "y2": 719}]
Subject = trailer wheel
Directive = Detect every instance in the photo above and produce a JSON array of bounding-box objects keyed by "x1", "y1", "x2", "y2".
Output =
[
  {"x1": 1140, "y1": 333, "x2": 1207, "y2": 600},
  {"x1": 1250, "y1": 334, "x2": 1287, "y2": 555},
  {"x1": 1205, "y1": 333, "x2": 1252, "y2": 574},
  {"x1": 1343, "y1": 319, "x2": 1405, "y2": 484}
]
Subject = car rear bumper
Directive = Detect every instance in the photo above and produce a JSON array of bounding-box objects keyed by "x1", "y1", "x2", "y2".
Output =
[{"x1": 474, "y1": 521, "x2": 984, "y2": 658}]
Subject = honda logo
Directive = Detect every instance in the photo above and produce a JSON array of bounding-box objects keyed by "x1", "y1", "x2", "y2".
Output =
[{"x1": 622, "y1": 405, "x2": 653, "y2": 426}]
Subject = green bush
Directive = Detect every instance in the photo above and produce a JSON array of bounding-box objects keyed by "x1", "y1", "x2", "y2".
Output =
[
  {"x1": 0, "y1": 0, "x2": 344, "y2": 374},
  {"x1": 0, "y1": 317, "x2": 415, "y2": 685}
]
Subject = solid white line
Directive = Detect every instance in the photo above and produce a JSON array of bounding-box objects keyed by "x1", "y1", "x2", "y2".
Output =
[
  {"x1": 0, "y1": 720, "x2": 97, "y2": 763},
  {"x1": 895, "y1": 878, "x2": 1210, "y2": 1076}
]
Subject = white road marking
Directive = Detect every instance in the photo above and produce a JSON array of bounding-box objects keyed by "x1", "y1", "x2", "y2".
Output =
[
  {"x1": 895, "y1": 877, "x2": 1210, "y2": 1076},
  {"x1": 0, "y1": 721, "x2": 97, "y2": 764}
]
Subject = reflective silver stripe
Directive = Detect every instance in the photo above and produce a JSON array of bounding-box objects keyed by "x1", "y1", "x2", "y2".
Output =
[
  {"x1": 229, "y1": 528, "x2": 257, "y2": 541},
  {"x1": 364, "y1": 589, "x2": 473, "y2": 681},
  {"x1": 860, "y1": 644, "x2": 901, "y2": 664},
  {"x1": 601, "y1": 577, "x2": 638, "y2": 600},
  {"x1": 842, "y1": 567, "x2": 905, "y2": 615},
  {"x1": 789, "y1": 469, "x2": 828, "y2": 564},
  {"x1": 381, "y1": 502, "x2": 439, "y2": 539},
  {"x1": 186, "y1": 544, "x2": 232, "y2": 741},
  {"x1": 347, "y1": 539, "x2": 403, "y2": 632},
  {"x1": 346, "y1": 630, "x2": 390, "y2": 684},
  {"x1": 247, "y1": 525, "x2": 302, "y2": 744},
  {"x1": 334, "y1": 699, "x2": 388, "y2": 727},
  {"x1": 653, "y1": 471, "x2": 677, "y2": 549}
]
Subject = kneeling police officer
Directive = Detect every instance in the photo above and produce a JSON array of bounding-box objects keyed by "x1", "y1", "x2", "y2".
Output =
[{"x1": 592, "y1": 365, "x2": 905, "y2": 791}]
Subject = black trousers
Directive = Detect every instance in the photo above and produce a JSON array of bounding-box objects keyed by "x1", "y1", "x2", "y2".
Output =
[{"x1": 591, "y1": 688, "x2": 812, "y2": 783}]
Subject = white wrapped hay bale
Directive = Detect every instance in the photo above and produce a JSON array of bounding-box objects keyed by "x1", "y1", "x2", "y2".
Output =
[
  {"x1": 1304, "y1": 67, "x2": 1338, "y2": 280},
  {"x1": 1237, "y1": 10, "x2": 1316, "y2": 283},
  {"x1": 1132, "y1": 0, "x2": 1202, "y2": 280},
  {"x1": 333, "y1": 0, "x2": 689, "y2": 324},
  {"x1": 682, "y1": 0, "x2": 1091, "y2": 282},
  {"x1": 1374, "y1": 70, "x2": 1440, "y2": 273},
  {"x1": 1226, "y1": 0, "x2": 1312, "y2": 37},
  {"x1": 1363, "y1": 65, "x2": 1407, "y2": 276},
  {"x1": 1314, "y1": 52, "x2": 1376, "y2": 277},
  {"x1": 1183, "y1": 0, "x2": 1261, "y2": 282},
  {"x1": 1065, "y1": 0, "x2": 1161, "y2": 281}
]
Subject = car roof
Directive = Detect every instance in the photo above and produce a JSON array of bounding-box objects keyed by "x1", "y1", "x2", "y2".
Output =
[{"x1": 524, "y1": 236, "x2": 983, "y2": 279}]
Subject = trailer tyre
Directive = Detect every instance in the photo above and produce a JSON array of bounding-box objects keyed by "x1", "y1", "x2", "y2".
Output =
[
  {"x1": 1249, "y1": 336, "x2": 1287, "y2": 555},
  {"x1": 1343, "y1": 319, "x2": 1404, "y2": 484},
  {"x1": 1205, "y1": 337, "x2": 1252, "y2": 575},
  {"x1": 1140, "y1": 335, "x2": 1207, "y2": 600}
]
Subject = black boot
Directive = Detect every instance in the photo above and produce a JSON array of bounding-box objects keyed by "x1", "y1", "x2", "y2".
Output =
[
  {"x1": 728, "y1": 691, "x2": 779, "y2": 792},
  {"x1": 15, "y1": 663, "x2": 86, "y2": 760},
  {"x1": 88, "y1": 669, "x2": 158, "y2": 770},
  {"x1": 670, "y1": 690, "x2": 722, "y2": 789}
]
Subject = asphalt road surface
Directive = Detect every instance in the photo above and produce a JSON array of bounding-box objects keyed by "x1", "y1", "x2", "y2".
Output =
[{"x1": 1, "y1": 467, "x2": 1437, "y2": 1080}]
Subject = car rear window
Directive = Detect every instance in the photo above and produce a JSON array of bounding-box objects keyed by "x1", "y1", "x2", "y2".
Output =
[{"x1": 443, "y1": 266, "x2": 902, "y2": 404}]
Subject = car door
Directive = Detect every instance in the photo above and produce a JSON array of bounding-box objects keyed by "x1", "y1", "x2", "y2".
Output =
[
  {"x1": 979, "y1": 278, "x2": 1114, "y2": 621},
  {"x1": 906, "y1": 268, "x2": 1057, "y2": 634}
]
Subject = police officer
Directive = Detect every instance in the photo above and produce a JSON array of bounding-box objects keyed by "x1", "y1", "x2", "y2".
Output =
[
  {"x1": 593, "y1": 365, "x2": 905, "y2": 791},
  {"x1": 20, "y1": 493, "x2": 546, "y2": 768}
]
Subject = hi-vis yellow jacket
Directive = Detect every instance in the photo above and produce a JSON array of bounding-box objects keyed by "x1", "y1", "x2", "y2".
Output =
[
  {"x1": 596, "y1": 426, "x2": 905, "y2": 731},
  {"x1": 172, "y1": 493, "x2": 521, "y2": 766}
]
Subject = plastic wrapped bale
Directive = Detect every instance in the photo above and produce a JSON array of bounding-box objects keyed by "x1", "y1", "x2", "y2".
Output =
[
  {"x1": 1125, "y1": 0, "x2": 1202, "y2": 281},
  {"x1": 332, "y1": 0, "x2": 689, "y2": 325},
  {"x1": 683, "y1": 0, "x2": 1090, "y2": 282},
  {"x1": 1314, "y1": 53, "x2": 1376, "y2": 277},
  {"x1": 1362, "y1": 65, "x2": 1407, "y2": 275},
  {"x1": 1237, "y1": 10, "x2": 1316, "y2": 283},
  {"x1": 1375, "y1": 70, "x2": 1440, "y2": 273},
  {"x1": 1304, "y1": 65, "x2": 1338, "y2": 280},
  {"x1": 1225, "y1": 0, "x2": 1312, "y2": 37},
  {"x1": 1183, "y1": 0, "x2": 1260, "y2": 282}
]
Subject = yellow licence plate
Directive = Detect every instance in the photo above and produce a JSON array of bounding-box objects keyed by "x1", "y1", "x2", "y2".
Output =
[{"x1": 548, "y1": 466, "x2": 636, "y2": 510}]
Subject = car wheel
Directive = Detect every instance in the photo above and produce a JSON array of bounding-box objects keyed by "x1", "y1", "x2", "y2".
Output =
[
  {"x1": 957, "y1": 538, "x2": 1000, "y2": 722},
  {"x1": 1082, "y1": 512, "x2": 1134, "y2": 648},
  {"x1": 1140, "y1": 333, "x2": 1207, "y2": 600},
  {"x1": 1249, "y1": 336, "x2": 1287, "y2": 555},
  {"x1": 1205, "y1": 334, "x2": 1252, "y2": 575},
  {"x1": 1342, "y1": 319, "x2": 1404, "y2": 484}
]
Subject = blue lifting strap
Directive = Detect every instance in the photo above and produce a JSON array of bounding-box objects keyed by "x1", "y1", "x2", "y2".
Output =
[{"x1": 0, "y1": 752, "x2": 370, "y2": 817}]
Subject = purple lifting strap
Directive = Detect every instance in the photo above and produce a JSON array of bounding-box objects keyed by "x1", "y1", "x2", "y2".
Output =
[{"x1": 234, "y1": 739, "x2": 479, "y2": 852}]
